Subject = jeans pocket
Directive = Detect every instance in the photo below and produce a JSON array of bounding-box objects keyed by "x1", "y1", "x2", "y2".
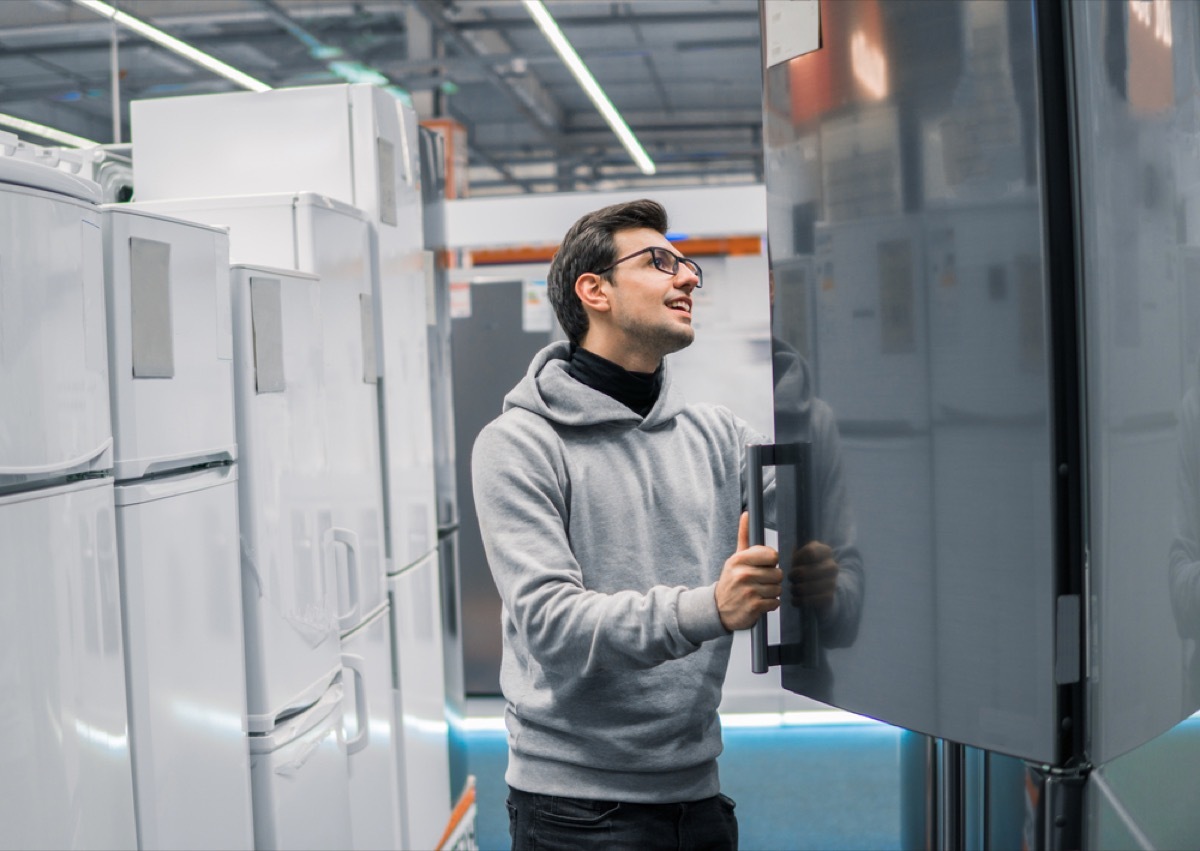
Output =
[
  {"x1": 536, "y1": 797, "x2": 621, "y2": 830},
  {"x1": 717, "y1": 793, "x2": 737, "y2": 812}
]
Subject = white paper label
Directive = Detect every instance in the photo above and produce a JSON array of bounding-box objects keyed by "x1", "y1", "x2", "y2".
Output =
[
  {"x1": 450, "y1": 281, "x2": 472, "y2": 319},
  {"x1": 763, "y1": 0, "x2": 820, "y2": 68},
  {"x1": 522, "y1": 279, "x2": 552, "y2": 333}
]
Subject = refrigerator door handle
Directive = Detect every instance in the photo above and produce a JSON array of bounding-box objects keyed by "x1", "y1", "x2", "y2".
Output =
[
  {"x1": 746, "y1": 442, "x2": 818, "y2": 674},
  {"x1": 339, "y1": 652, "x2": 371, "y2": 756},
  {"x1": 0, "y1": 436, "x2": 112, "y2": 476},
  {"x1": 328, "y1": 527, "x2": 363, "y2": 633}
]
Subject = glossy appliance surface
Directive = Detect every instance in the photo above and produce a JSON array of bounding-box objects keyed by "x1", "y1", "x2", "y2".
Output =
[
  {"x1": 0, "y1": 166, "x2": 110, "y2": 483},
  {"x1": 388, "y1": 550, "x2": 452, "y2": 851},
  {"x1": 764, "y1": 0, "x2": 1060, "y2": 761},
  {"x1": 114, "y1": 467, "x2": 254, "y2": 849},
  {"x1": 341, "y1": 604, "x2": 404, "y2": 851},
  {"x1": 0, "y1": 479, "x2": 137, "y2": 850},
  {"x1": 229, "y1": 263, "x2": 342, "y2": 730},
  {"x1": 248, "y1": 684, "x2": 353, "y2": 851},
  {"x1": 100, "y1": 206, "x2": 236, "y2": 480},
  {"x1": 131, "y1": 85, "x2": 439, "y2": 570}
]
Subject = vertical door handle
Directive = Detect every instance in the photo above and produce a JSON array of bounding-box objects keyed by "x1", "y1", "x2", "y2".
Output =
[
  {"x1": 328, "y1": 527, "x2": 362, "y2": 632},
  {"x1": 340, "y1": 652, "x2": 371, "y2": 756},
  {"x1": 746, "y1": 442, "x2": 819, "y2": 673}
]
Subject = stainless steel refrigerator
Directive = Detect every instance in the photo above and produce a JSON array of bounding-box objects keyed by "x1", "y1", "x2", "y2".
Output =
[{"x1": 760, "y1": 1, "x2": 1200, "y2": 845}]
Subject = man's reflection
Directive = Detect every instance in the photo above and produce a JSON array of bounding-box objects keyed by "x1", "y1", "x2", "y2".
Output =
[
  {"x1": 1169, "y1": 363, "x2": 1200, "y2": 712},
  {"x1": 770, "y1": 276, "x2": 864, "y2": 702}
]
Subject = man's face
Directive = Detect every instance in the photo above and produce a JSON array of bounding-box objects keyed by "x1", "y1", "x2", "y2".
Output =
[{"x1": 602, "y1": 227, "x2": 700, "y2": 362}]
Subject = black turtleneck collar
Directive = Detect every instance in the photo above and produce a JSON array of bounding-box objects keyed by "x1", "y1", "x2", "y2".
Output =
[{"x1": 566, "y1": 343, "x2": 663, "y2": 417}]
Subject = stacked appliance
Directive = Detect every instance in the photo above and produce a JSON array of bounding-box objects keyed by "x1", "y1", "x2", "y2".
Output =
[
  {"x1": 132, "y1": 84, "x2": 454, "y2": 850},
  {"x1": 99, "y1": 204, "x2": 255, "y2": 849},
  {"x1": 228, "y1": 261, "x2": 357, "y2": 849},
  {"x1": 133, "y1": 193, "x2": 399, "y2": 850},
  {"x1": 0, "y1": 141, "x2": 138, "y2": 848}
]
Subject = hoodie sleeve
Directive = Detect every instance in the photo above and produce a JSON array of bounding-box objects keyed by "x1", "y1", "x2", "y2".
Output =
[{"x1": 472, "y1": 413, "x2": 715, "y2": 676}]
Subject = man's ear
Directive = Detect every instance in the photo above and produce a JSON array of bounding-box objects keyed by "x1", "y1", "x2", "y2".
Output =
[{"x1": 575, "y1": 273, "x2": 611, "y2": 315}]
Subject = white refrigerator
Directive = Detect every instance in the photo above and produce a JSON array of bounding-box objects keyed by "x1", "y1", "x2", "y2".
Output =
[
  {"x1": 133, "y1": 88, "x2": 452, "y2": 845},
  {"x1": 99, "y1": 206, "x2": 254, "y2": 850},
  {"x1": 0, "y1": 149, "x2": 137, "y2": 849},
  {"x1": 229, "y1": 262, "x2": 361, "y2": 849}
]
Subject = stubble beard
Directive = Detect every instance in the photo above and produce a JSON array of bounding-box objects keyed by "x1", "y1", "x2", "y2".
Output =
[{"x1": 618, "y1": 314, "x2": 695, "y2": 365}]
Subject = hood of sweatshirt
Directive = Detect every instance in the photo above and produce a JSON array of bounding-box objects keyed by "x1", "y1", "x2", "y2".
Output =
[{"x1": 503, "y1": 341, "x2": 688, "y2": 429}]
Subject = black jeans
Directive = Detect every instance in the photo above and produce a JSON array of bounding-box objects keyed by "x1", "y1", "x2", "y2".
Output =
[{"x1": 506, "y1": 785, "x2": 738, "y2": 851}]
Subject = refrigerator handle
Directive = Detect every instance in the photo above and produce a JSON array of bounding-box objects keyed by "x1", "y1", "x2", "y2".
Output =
[
  {"x1": 329, "y1": 527, "x2": 362, "y2": 633},
  {"x1": 0, "y1": 436, "x2": 111, "y2": 476},
  {"x1": 340, "y1": 652, "x2": 371, "y2": 756},
  {"x1": 746, "y1": 442, "x2": 818, "y2": 674},
  {"x1": 746, "y1": 443, "x2": 773, "y2": 674}
]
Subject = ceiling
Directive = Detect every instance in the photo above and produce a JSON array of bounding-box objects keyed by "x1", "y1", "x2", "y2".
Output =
[{"x1": 0, "y1": 0, "x2": 766, "y2": 197}]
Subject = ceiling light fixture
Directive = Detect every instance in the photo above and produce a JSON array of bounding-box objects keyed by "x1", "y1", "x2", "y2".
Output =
[
  {"x1": 520, "y1": 0, "x2": 656, "y2": 175},
  {"x1": 72, "y1": 0, "x2": 272, "y2": 92},
  {"x1": 0, "y1": 111, "x2": 101, "y2": 147}
]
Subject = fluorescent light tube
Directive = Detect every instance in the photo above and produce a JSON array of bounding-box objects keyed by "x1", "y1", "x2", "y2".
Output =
[
  {"x1": 521, "y1": 0, "x2": 656, "y2": 175},
  {"x1": 73, "y1": 0, "x2": 272, "y2": 92},
  {"x1": 0, "y1": 112, "x2": 101, "y2": 147}
]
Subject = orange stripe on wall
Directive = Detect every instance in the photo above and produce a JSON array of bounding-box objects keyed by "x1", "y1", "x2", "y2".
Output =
[{"x1": 469, "y1": 235, "x2": 762, "y2": 266}]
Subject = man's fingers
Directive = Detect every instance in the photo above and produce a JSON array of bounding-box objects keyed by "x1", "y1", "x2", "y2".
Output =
[{"x1": 737, "y1": 511, "x2": 749, "y2": 552}]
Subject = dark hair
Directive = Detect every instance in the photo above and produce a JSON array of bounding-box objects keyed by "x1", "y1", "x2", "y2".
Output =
[{"x1": 547, "y1": 199, "x2": 669, "y2": 344}]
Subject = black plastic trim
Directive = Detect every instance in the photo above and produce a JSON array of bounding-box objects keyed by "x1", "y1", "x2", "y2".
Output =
[{"x1": 1034, "y1": 0, "x2": 1088, "y2": 768}]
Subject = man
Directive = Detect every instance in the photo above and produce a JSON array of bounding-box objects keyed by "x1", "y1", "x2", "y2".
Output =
[{"x1": 472, "y1": 199, "x2": 846, "y2": 850}]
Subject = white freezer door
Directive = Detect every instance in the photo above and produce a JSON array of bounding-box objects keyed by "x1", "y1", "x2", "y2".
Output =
[
  {"x1": 0, "y1": 180, "x2": 111, "y2": 485},
  {"x1": 0, "y1": 478, "x2": 136, "y2": 850},
  {"x1": 140, "y1": 197, "x2": 389, "y2": 622},
  {"x1": 102, "y1": 207, "x2": 236, "y2": 480},
  {"x1": 113, "y1": 465, "x2": 253, "y2": 850},
  {"x1": 229, "y1": 263, "x2": 344, "y2": 731},
  {"x1": 340, "y1": 604, "x2": 403, "y2": 851},
  {"x1": 388, "y1": 551, "x2": 451, "y2": 851},
  {"x1": 248, "y1": 684, "x2": 353, "y2": 851}
]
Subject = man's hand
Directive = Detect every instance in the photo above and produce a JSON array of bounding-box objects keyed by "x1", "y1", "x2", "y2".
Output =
[
  {"x1": 716, "y1": 512, "x2": 783, "y2": 631},
  {"x1": 788, "y1": 541, "x2": 839, "y2": 611}
]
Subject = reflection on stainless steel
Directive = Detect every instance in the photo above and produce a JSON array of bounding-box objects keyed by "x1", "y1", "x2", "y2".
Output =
[
  {"x1": 766, "y1": 0, "x2": 1059, "y2": 759},
  {"x1": 1073, "y1": 0, "x2": 1195, "y2": 765},
  {"x1": 771, "y1": 339, "x2": 864, "y2": 702},
  {"x1": 1170, "y1": 376, "x2": 1200, "y2": 712}
]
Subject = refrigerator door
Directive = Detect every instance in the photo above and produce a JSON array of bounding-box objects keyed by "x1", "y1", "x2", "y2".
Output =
[
  {"x1": 0, "y1": 169, "x2": 111, "y2": 486},
  {"x1": 763, "y1": 0, "x2": 1061, "y2": 762},
  {"x1": 132, "y1": 86, "x2": 439, "y2": 570},
  {"x1": 113, "y1": 465, "x2": 253, "y2": 850},
  {"x1": 373, "y1": 101, "x2": 438, "y2": 570},
  {"x1": 340, "y1": 604, "x2": 403, "y2": 851},
  {"x1": 137, "y1": 195, "x2": 388, "y2": 627},
  {"x1": 229, "y1": 263, "x2": 343, "y2": 731},
  {"x1": 101, "y1": 207, "x2": 236, "y2": 480},
  {"x1": 248, "y1": 683, "x2": 353, "y2": 851},
  {"x1": 388, "y1": 551, "x2": 452, "y2": 851},
  {"x1": 0, "y1": 478, "x2": 137, "y2": 850},
  {"x1": 1070, "y1": 0, "x2": 1198, "y2": 765}
]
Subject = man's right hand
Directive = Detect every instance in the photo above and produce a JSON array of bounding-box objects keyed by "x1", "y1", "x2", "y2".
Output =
[{"x1": 716, "y1": 512, "x2": 783, "y2": 631}]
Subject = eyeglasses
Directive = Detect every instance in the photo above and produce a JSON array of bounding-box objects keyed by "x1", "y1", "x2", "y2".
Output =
[{"x1": 595, "y1": 246, "x2": 704, "y2": 287}]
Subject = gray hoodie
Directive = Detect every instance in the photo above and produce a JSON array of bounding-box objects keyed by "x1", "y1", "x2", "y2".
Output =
[{"x1": 473, "y1": 341, "x2": 777, "y2": 803}]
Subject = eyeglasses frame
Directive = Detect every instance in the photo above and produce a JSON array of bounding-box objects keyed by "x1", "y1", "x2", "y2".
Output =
[{"x1": 594, "y1": 246, "x2": 704, "y2": 288}]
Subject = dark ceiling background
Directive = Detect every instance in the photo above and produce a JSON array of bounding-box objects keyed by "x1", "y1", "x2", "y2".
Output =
[{"x1": 0, "y1": 0, "x2": 766, "y2": 196}]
